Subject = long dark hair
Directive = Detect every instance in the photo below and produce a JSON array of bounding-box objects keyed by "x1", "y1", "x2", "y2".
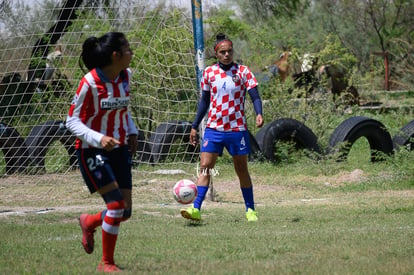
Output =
[{"x1": 81, "y1": 32, "x2": 127, "y2": 71}]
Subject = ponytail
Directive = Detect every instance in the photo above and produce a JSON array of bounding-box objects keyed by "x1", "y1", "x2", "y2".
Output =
[
  {"x1": 81, "y1": 36, "x2": 103, "y2": 70},
  {"x1": 80, "y1": 32, "x2": 127, "y2": 71}
]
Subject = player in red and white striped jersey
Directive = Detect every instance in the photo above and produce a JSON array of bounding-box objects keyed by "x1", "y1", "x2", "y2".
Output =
[
  {"x1": 181, "y1": 33, "x2": 264, "y2": 222},
  {"x1": 66, "y1": 32, "x2": 137, "y2": 272},
  {"x1": 68, "y1": 67, "x2": 136, "y2": 149}
]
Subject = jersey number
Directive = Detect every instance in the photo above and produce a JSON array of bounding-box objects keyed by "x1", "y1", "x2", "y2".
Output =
[{"x1": 87, "y1": 155, "x2": 104, "y2": 171}]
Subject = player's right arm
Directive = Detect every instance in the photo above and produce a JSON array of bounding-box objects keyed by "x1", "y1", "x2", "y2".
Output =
[
  {"x1": 66, "y1": 78, "x2": 105, "y2": 148},
  {"x1": 190, "y1": 90, "x2": 210, "y2": 146}
]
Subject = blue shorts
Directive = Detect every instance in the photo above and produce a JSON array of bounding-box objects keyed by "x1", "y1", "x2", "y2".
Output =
[
  {"x1": 201, "y1": 128, "x2": 251, "y2": 156},
  {"x1": 77, "y1": 146, "x2": 132, "y2": 194}
]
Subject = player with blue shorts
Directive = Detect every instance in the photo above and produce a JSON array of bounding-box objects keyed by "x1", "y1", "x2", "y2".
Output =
[
  {"x1": 181, "y1": 33, "x2": 264, "y2": 222},
  {"x1": 201, "y1": 128, "x2": 251, "y2": 156}
]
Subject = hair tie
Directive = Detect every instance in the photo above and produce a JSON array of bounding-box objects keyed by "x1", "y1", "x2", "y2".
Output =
[{"x1": 214, "y1": 39, "x2": 232, "y2": 52}]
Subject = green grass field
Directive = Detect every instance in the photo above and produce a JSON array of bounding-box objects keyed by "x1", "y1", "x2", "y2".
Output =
[{"x1": 1, "y1": 146, "x2": 414, "y2": 274}]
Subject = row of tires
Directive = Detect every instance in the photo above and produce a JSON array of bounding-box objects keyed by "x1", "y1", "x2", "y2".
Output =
[
  {"x1": 1, "y1": 117, "x2": 413, "y2": 174},
  {"x1": 0, "y1": 120, "x2": 196, "y2": 174},
  {"x1": 250, "y1": 117, "x2": 413, "y2": 162},
  {"x1": 0, "y1": 120, "x2": 76, "y2": 174}
]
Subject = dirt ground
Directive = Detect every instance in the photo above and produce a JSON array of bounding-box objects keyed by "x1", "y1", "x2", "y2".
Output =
[{"x1": 1, "y1": 169, "x2": 413, "y2": 218}]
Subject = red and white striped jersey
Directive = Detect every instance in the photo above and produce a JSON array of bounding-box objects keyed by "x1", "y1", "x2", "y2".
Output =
[
  {"x1": 201, "y1": 63, "x2": 258, "y2": 132},
  {"x1": 67, "y1": 68, "x2": 137, "y2": 149}
]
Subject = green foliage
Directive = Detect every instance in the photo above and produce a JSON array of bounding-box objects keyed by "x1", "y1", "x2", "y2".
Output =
[
  {"x1": 234, "y1": 0, "x2": 304, "y2": 20},
  {"x1": 204, "y1": 9, "x2": 250, "y2": 41},
  {"x1": 317, "y1": 34, "x2": 358, "y2": 69}
]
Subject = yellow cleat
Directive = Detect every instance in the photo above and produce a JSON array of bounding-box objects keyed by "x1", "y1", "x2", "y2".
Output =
[
  {"x1": 246, "y1": 208, "x2": 258, "y2": 222},
  {"x1": 181, "y1": 205, "x2": 201, "y2": 221}
]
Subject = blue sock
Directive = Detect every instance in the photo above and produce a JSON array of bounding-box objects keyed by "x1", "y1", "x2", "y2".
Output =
[
  {"x1": 241, "y1": 186, "x2": 255, "y2": 211},
  {"x1": 193, "y1": 186, "x2": 209, "y2": 210}
]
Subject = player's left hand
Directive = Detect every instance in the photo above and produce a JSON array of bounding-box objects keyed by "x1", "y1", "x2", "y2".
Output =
[
  {"x1": 256, "y1": 114, "x2": 264, "y2": 128},
  {"x1": 190, "y1": 128, "x2": 198, "y2": 146}
]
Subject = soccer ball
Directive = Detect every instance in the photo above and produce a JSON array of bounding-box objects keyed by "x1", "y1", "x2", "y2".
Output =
[{"x1": 172, "y1": 179, "x2": 197, "y2": 204}]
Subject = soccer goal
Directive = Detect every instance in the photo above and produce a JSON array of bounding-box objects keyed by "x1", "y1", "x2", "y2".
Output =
[{"x1": 0, "y1": 0, "x2": 207, "y2": 176}]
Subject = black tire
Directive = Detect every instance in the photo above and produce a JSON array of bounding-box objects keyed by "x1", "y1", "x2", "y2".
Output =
[
  {"x1": 135, "y1": 129, "x2": 151, "y2": 164},
  {"x1": 255, "y1": 118, "x2": 321, "y2": 162},
  {"x1": 148, "y1": 121, "x2": 199, "y2": 163},
  {"x1": 248, "y1": 129, "x2": 263, "y2": 161},
  {"x1": 0, "y1": 122, "x2": 28, "y2": 174},
  {"x1": 254, "y1": 122, "x2": 272, "y2": 152},
  {"x1": 393, "y1": 120, "x2": 414, "y2": 151},
  {"x1": 25, "y1": 120, "x2": 77, "y2": 171},
  {"x1": 328, "y1": 116, "x2": 393, "y2": 162}
]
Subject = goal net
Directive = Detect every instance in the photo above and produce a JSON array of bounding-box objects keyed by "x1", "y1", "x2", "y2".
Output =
[{"x1": 0, "y1": 0, "x2": 206, "y2": 177}]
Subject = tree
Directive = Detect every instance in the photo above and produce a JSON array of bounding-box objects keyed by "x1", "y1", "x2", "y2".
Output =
[
  {"x1": 316, "y1": 0, "x2": 414, "y2": 89},
  {"x1": 233, "y1": 0, "x2": 305, "y2": 21},
  {"x1": 27, "y1": 0, "x2": 83, "y2": 81}
]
